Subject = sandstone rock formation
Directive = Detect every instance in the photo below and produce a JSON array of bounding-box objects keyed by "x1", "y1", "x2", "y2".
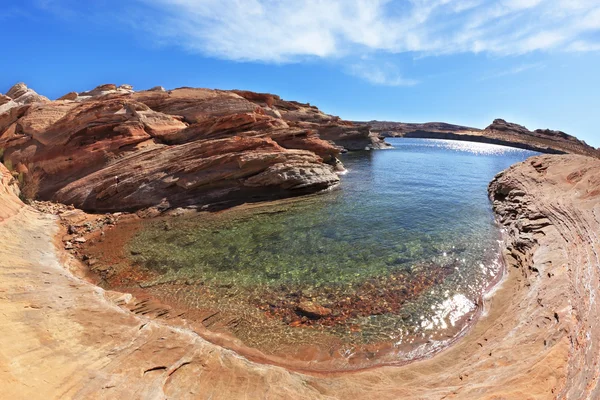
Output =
[
  {"x1": 0, "y1": 168, "x2": 325, "y2": 399},
  {"x1": 7, "y1": 82, "x2": 596, "y2": 214},
  {"x1": 363, "y1": 119, "x2": 600, "y2": 157},
  {"x1": 231, "y1": 90, "x2": 391, "y2": 151},
  {"x1": 1, "y1": 83, "x2": 391, "y2": 211},
  {"x1": 0, "y1": 83, "x2": 49, "y2": 114},
  {"x1": 0, "y1": 163, "x2": 23, "y2": 221},
  {"x1": 484, "y1": 118, "x2": 598, "y2": 156},
  {"x1": 3, "y1": 80, "x2": 600, "y2": 399},
  {"x1": 488, "y1": 155, "x2": 600, "y2": 399}
]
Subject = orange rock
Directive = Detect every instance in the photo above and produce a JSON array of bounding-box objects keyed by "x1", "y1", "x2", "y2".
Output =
[
  {"x1": 0, "y1": 84, "x2": 367, "y2": 212},
  {"x1": 57, "y1": 91, "x2": 78, "y2": 101},
  {"x1": 297, "y1": 301, "x2": 332, "y2": 319}
]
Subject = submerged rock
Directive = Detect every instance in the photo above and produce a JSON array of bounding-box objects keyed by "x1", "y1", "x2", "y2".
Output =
[{"x1": 296, "y1": 301, "x2": 332, "y2": 319}]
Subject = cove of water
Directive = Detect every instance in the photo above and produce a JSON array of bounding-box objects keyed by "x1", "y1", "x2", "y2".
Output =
[{"x1": 105, "y1": 138, "x2": 538, "y2": 369}]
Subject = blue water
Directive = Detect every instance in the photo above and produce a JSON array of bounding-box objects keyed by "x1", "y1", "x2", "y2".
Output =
[
  {"x1": 337, "y1": 138, "x2": 533, "y2": 246},
  {"x1": 125, "y1": 138, "x2": 538, "y2": 365}
]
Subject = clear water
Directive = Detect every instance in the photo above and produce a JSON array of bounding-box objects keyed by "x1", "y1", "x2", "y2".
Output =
[{"x1": 120, "y1": 139, "x2": 538, "y2": 367}]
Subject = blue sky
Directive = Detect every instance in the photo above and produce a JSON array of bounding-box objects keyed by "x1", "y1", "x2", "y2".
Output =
[{"x1": 2, "y1": 0, "x2": 600, "y2": 147}]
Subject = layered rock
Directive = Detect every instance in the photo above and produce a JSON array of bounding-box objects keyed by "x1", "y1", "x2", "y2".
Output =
[
  {"x1": 364, "y1": 120, "x2": 478, "y2": 137},
  {"x1": 483, "y1": 118, "x2": 599, "y2": 157},
  {"x1": 0, "y1": 83, "x2": 352, "y2": 212},
  {"x1": 0, "y1": 170, "x2": 326, "y2": 400},
  {"x1": 0, "y1": 83, "x2": 49, "y2": 114},
  {"x1": 363, "y1": 119, "x2": 600, "y2": 157},
  {"x1": 488, "y1": 155, "x2": 600, "y2": 399},
  {"x1": 56, "y1": 83, "x2": 135, "y2": 102},
  {"x1": 0, "y1": 163, "x2": 22, "y2": 222},
  {"x1": 53, "y1": 137, "x2": 339, "y2": 212},
  {"x1": 232, "y1": 90, "x2": 391, "y2": 150}
]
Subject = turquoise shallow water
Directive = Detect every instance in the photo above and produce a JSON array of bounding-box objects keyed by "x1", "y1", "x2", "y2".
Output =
[{"x1": 124, "y1": 138, "x2": 538, "y2": 362}]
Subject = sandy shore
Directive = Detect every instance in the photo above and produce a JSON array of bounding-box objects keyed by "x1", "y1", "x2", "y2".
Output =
[{"x1": 1, "y1": 154, "x2": 599, "y2": 399}]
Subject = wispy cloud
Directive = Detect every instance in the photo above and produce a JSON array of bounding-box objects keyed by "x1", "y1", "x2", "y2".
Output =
[
  {"x1": 348, "y1": 62, "x2": 419, "y2": 87},
  {"x1": 479, "y1": 62, "x2": 546, "y2": 80},
  {"x1": 138, "y1": 0, "x2": 600, "y2": 58},
  {"x1": 0, "y1": 6, "x2": 35, "y2": 21},
  {"x1": 34, "y1": 0, "x2": 78, "y2": 18},
  {"x1": 568, "y1": 40, "x2": 600, "y2": 52}
]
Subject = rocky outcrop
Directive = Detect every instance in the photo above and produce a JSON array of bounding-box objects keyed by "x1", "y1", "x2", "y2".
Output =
[
  {"x1": 0, "y1": 83, "x2": 49, "y2": 114},
  {"x1": 0, "y1": 83, "x2": 363, "y2": 212},
  {"x1": 53, "y1": 137, "x2": 339, "y2": 212},
  {"x1": 0, "y1": 163, "x2": 22, "y2": 221},
  {"x1": 56, "y1": 83, "x2": 135, "y2": 102},
  {"x1": 364, "y1": 120, "x2": 478, "y2": 137},
  {"x1": 318, "y1": 123, "x2": 391, "y2": 150},
  {"x1": 232, "y1": 90, "x2": 390, "y2": 150},
  {"x1": 483, "y1": 118, "x2": 599, "y2": 157},
  {"x1": 363, "y1": 119, "x2": 600, "y2": 157},
  {"x1": 488, "y1": 155, "x2": 600, "y2": 398}
]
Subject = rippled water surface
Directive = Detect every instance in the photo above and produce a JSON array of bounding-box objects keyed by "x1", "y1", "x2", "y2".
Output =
[{"x1": 116, "y1": 139, "x2": 538, "y2": 368}]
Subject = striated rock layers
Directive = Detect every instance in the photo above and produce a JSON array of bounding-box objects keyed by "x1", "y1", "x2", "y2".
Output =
[
  {"x1": 0, "y1": 83, "x2": 389, "y2": 212},
  {"x1": 363, "y1": 119, "x2": 600, "y2": 157},
  {"x1": 487, "y1": 154, "x2": 600, "y2": 398},
  {"x1": 0, "y1": 163, "x2": 23, "y2": 221}
]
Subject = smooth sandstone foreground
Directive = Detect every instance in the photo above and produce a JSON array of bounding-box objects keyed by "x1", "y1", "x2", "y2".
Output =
[{"x1": 1, "y1": 154, "x2": 599, "y2": 399}]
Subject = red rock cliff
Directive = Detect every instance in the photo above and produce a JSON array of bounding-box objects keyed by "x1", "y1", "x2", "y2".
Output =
[{"x1": 0, "y1": 83, "x2": 389, "y2": 212}]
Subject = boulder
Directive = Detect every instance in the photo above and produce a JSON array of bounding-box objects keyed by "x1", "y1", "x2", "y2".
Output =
[
  {"x1": 297, "y1": 301, "x2": 332, "y2": 319},
  {"x1": 6, "y1": 83, "x2": 29, "y2": 99},
  {"x1": 4, "y1": 83, "x2": 49, "y2": 105}
]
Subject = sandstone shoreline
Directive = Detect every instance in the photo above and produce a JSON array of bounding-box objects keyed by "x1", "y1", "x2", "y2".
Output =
[{"x1": 2, "y1": 154, "x2": 599, "y2": 398}]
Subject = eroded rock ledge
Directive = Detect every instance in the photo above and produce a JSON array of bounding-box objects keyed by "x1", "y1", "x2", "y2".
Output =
[
  {"x1": 488, "y1": 154, "x2": 600, "y2": 399},
  {"x1": 2, "y1": 142, "x2": 600, "y2": 397},
  {"x1": 0, "y1": 83, "x2": 390, "y2": 212}
]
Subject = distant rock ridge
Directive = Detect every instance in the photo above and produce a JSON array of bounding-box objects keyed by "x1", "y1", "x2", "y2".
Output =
[
  {"x1": 361, "y1": 118, "x2": 599, "y2": 158},
  {"x1": 0, "y1": 83, "x2": 387, "y2": 212}
]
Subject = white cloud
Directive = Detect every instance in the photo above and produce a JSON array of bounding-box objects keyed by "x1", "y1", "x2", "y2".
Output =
[
  {"x1": 31, "y1": 0, "x2": 594, "y2": 86},
  {"x1": 568, "y1": 40, "x2": 600, "y2": 51},
  {"x1": 479, "y1": 62, "x2": 545, "y2": 80},
  {"x1": 138, "y1": 0, "x2": 600, "y2": 61},
  {"x1": 348, "y1": 62, "x2": 419, "y2": 87},
  {"x1": 139, "y1": 0, "x2": 393, "y2": 63}
]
